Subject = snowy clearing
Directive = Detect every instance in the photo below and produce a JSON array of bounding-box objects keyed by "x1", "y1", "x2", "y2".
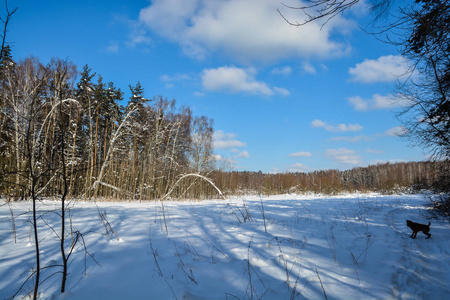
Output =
[{"x1": 1, "y1": 194, "x2": 449, "y2": 299}]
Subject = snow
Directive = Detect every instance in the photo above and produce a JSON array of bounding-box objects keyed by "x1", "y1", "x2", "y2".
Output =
[{"x1": 1, "y1": 194, "x2": 449, "y2": 299}]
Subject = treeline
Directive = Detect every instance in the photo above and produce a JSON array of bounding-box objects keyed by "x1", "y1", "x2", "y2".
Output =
[
  {"x1": 0, "y1": 49, "x2": 215, "y2": 201},
  {"x1": 1, "y1": 50, "x2": 447, "y2": 202},
  {"x1": 206, "y1": 161, "x2": 449, "y2": 197}
]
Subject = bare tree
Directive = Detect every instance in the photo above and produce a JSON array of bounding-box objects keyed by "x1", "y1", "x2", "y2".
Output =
[
  {"x1": 92, "y1": 103, "x2": 137, "y2": 198},
  {"x1": 280, "y1": 0, "x2": 449, "y2": 179},
  {"x1": 277, "y1": 0, "x2": 398, "y2": 27},
  {"x1": 278, "y1": 0, "x2": 360, "y2": 27},
  {"x1": 190, "y1": 116, "x2": 214, "y2": 173},
  {"x1": 395, "y1": 1, "x2": 450, "y2": 160},
  {"x1": 45, "y1": 58, "x2": 80, "y2": 293},
  {"x1": 14, "y1": 57, "x2": 48, "y2": 300}
]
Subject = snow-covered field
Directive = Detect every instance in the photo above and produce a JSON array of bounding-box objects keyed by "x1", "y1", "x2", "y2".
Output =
[{"x1": 1, "y1": 194, "x2": 449, "y2": 299}]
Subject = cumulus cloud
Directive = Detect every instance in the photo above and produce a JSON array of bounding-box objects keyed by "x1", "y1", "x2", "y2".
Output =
[
  {"x1": 348, "y1": 55, "x2": 411, "y2": 83},
  {"x1": 289, "y1": 152, "x2": 312, "y2": 157},
  {"x1": 201, "y1": 66, "x2": 289, "y2": 96},
  {"x1": 138, "y1": 0, "x2": 352, "y2": 63},
  {"x1": 348, "y1": 94, "x2": 408, "y2": 111},
  {"x1": 325, "y1": 148, "x2": 361, "y2": 165},
  {"x1": 213, "y1": 130, "x2": 246, "y2": 149},
  {"x1": 311, "y1": 119, "x2": 363, "y2": 132}
]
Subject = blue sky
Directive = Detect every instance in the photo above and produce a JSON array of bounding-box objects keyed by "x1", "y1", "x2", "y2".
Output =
[{"x1": 6, "y1": 0, "x2": 427, "y2": 172}]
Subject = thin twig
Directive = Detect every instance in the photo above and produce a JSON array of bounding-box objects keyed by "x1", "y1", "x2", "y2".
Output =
[{"x1": 315, "y1": 268, "x2": 328, "y2": 300}]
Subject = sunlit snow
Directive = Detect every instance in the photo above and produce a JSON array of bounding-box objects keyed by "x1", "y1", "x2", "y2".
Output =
[{"x1": 1, "y1": 194, "x2": 449, "y2": 299}]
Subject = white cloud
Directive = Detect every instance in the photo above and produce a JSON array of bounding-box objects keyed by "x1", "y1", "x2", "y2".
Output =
[
  {"x1": 302, "y1": 62, "x2": 316, "y2": 74},
  {"x1": 210, "y1": 154, "x2": 224, "y2": 161},
  {"x1": 348, "y1": 55, "x2": 411, "y2": 83},
  {"x1": 311, "y1": 119, "x2": 363, "y2": 132},
  {"x1": 237, "y1": 150, "x2": 250, "y2": 158},
  {"x1": 325, "y1": 148, "x2": 361, "y2": 165},
  {"x1": 138, "y1": 0, "x2": 353, "y2": 63},
  {"x1": 328, "y1": 126, "x2": 409, "y2": 143},
  {"x1": 213, "y1": 130, "x2": 246, "y2": 149},
  {"x1": 385, "y1": 126, "x2": 408, "y2": 137},
  {"x1": 201, "y1": 66, "x2": 289, "y2": 96},
  {"x1": 106, "y1": 41, "x2": 119, "y2": 53},
  {"x1": 288, "y1": 163, "x2": 310, "y2": 172},
  {"x1": 127, "y1": 33, "x2": 151, "y2": 48},
  {"x1": 289, "y1": 152, "x2": 312, "y2": 157},
  {"x1": 126, "y1": 20, "x2": 152, "y2": 48},
  {"x1": 194, "y1": 91, "x2": 206, "y2": 97},
  {"x1": 160, "y1": 73, "x2": 192, "y2": 82},
  {"x1": 214, "y1": 140, "x2": 246, "y2": 149},
  {"x1": 366, "y1": 149, "x2": 385, "y2": 154},
  {"x1": 228, "y1": 149, "x2": 250, "y2": 158},
  {"x1": 329, "y1": 135, "x2": 371, "y2": 142},
  {"x1": 273, "y1": 87, "x2": 290, "y2": 96},
  {"x1": 271, "y1": 66, "x2": 292, "y2": 76},
  {"x1": 269, "y1": 167, "x2": 282, "y2": 174},
  {"x1": 348, "y1": 94, "x2": 408, "y2": 111},
  {"x1": 160, "y1": 73, "x2": 193, "y2": 89},
  {"x1": 214, "y1": 130, "x2": 249, "y2": 163},
  {"x1": 350, "y1": 0, "x2": 371, "y2": 17},
  {"x1": 214, "y1": 130, "x2": 235, "y2": 140}
]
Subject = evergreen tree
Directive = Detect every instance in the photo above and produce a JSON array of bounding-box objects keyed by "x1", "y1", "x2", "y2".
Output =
[
  {"x1": 0, "y1": 45, "x2": 15, "y2": 192},
  {"x1": 75, "y1": 65, "x2": 97, "y2": 196},
  {"x1": 0, "y1": 44, "x2": 14, "y2": 70},
  {"x1": 128, "y1": 81, "x2": 147, "y2": 106}
]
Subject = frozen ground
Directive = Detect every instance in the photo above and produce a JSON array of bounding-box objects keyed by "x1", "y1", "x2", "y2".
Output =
[{"x1": 1, "y1": 193, "x2": 449, "y2": 299}]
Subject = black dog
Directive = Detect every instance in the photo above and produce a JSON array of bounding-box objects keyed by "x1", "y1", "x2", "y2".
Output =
[{"x1": 406, "y1": 220, "x2": 431, "y2": 239}]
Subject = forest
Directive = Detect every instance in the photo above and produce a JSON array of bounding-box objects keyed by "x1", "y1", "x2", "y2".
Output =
[
  {"x1": 2, "y1": 0, "x2": 450, "y2": 203},
  {"x1": 0, "y1": 52, "x2": 215, "y2": 202},
  {"x1": 211, "y1": 160, "x2": 449, "y2": 197},
  {"x1": 1, "y1": 49, "x2": 450, "y2": 202}
]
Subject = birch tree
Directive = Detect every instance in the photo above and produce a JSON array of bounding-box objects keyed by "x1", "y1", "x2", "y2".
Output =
[
  {"x1": 45, "y1": 58, "x2": 80, "y2": 293},
  {"x1": 189, "y1": 116, "x2": 214, "y2": 173},
  {"x1": 12, "y1": 57, "x2": 47, "y2": 300}
]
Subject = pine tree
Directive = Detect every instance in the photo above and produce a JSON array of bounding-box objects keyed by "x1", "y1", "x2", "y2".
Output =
[
  {"x1": 0, "y1": 45, "x2": 15, "y2": 199},
  {"x1": 76, "y1": 65, "x2": 96, "y2": 197}
]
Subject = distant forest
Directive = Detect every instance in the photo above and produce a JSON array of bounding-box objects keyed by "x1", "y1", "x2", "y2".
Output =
[{"x1": 209, "y1": 161, "x2": 450, "y2": 198}]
